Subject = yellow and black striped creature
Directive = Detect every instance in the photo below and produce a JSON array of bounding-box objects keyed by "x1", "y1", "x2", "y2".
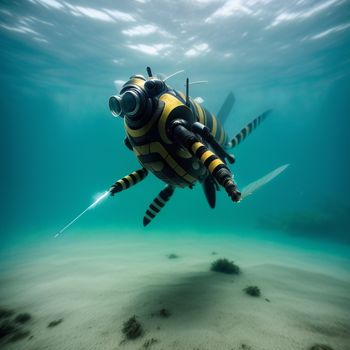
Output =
[{"x1": 108, "y1": 67, "x2": 272, "y2": 226}]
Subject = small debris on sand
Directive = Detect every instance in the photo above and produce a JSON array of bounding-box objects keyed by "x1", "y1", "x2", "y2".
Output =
[
  {"x1": 48, "y1": 319, "x2": 63, "y2": 328},
  {"x1": 167, "y1": 253, "x2": 179, "y2": 259},
  {"x1": 240, "y1": 344, "x2": 253, "y2": 350},
  {"x1": 309, "y1": 345, "x2": 335, "y2": 350},
  {"x1": 159, "y1": 308, "x2": 171, "y2": 318},
  {"x1": 143, "y1": 338, "x2": 158, "y2": 349}
]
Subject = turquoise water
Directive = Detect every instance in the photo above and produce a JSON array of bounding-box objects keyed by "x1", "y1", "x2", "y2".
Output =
[
  {"x1": 1, "y1": 3, "x2": 350, "y2": 350},
  {"x1": 1, "y1": 0, "x2": 350, "y2": 246}
]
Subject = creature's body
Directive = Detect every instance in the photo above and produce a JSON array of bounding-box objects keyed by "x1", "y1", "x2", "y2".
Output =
[
  {"x1": 56, "y1": 67, "x2": 287, "y2": 236},
  {"x1": 108, "y1": 67, "x2": 273, "y2": 226},
  {"x1": 124, "y1": 76, "x2": 228, "y2": 188}
]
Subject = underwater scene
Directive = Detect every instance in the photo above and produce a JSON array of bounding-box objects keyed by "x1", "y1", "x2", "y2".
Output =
[{"x1": 1, "y1": 0, "x2": 350, "y2": 349}]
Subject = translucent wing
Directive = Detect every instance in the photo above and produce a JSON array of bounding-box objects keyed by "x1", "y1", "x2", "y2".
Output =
[
  {"x1": 217, "y1": 91, "x2": 235, "y2": 125},
  {"x1": 240, "y1": 164, "x2": 289, "y2": 200}
]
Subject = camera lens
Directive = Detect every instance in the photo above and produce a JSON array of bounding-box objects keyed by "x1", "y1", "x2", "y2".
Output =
[
  {"x1": 121, "y1": 90, "x2": 140, "y2": 116},
  {"x1": 109, "y1": 95, "x2": 122, "y2": 117}
]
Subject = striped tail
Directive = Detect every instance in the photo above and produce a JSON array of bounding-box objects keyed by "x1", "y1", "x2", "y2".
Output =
[
  {"x1": 110, "y1": 168, "x2": 148, "y2": 195},
  {"x1": 143, "y1": 185, "x2": 175, "y2": 226},
  {"x1": 228, "y1": 109, "x2": 271, "y2": 149}
]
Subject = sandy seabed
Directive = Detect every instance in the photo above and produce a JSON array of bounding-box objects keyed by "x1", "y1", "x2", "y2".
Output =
[{"x1": 0, "y1": 229, "x2": 349, "y2": 350}]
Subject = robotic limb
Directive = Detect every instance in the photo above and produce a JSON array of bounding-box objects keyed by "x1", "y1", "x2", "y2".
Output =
[
  {"x1": 170, "y1": 120, "x2": 241, "y2": 202},
  {"x1": 109, "y1": 168, "x2": 148, "y2": 195},
  {"x1": 191, "y1": 122, "x2": 235, "y2": 164},
  {"x1": 143, "y1": 185, "x2": 175, "y2": 226}
]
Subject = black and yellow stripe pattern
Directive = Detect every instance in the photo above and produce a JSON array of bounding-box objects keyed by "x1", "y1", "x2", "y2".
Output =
[
  {"x1": 229, "y1": 110, "x2": 271, "y2": 149},
  {"x1": 143, "y1": 185, "x2": 175, "y2": 226},
  {"x1": 123, "y1": 88, "x2": 231, "y2": 190},
  {"x1": 132, "y1": 141, "x2": 197, "y2": 186},
  {"x1": 189, "y1": 140, "x2": 240, "y2": 201},
  {"x1": 110, "y1": 168, "x2": 148, "y2": 195},
  {"x1": 126, "y1": 92, "x2": 205, "y2": 188},
  {"x1": 191, "y1": 141, "x2": 226, "y2": 177},
  {"x1": 193, "y1": 102, "x2": 228, "y2": 146},
  {"x1": 175, "y1": 91, "x2": 229, "y2": 147}
]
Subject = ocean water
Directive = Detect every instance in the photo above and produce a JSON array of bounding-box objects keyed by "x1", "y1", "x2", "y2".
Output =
[{"x1": 0, "y1": 1, "x2": 350, "y2": 349}]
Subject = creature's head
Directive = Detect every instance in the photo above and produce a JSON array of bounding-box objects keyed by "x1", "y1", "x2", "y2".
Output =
[{"x1": 109, "y1": 67, "x2": 169, "y2": 128}]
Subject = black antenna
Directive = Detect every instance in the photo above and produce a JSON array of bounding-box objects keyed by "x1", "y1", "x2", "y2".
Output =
[
  {"x1": 185, "y1": 78, "x2": 190, "y2": 107},
  {"x1": 146, "y1": 66, "x2": 152, "y2": 78}
]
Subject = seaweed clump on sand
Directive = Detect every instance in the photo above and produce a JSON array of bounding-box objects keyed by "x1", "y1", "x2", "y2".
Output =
[
  {"x1": 309, "y1": 345, "x2": 334, "y2": 350},
  {"x1": 0, "y1": 310, "x2": 32, "y2": 343},
  {"x1": 9, "y1": 330, "x2": 31, "y2": 342},
  {"x1": 0, "y1": 320, "x2": 31, "y2": 343},
  {"x1": 143, "y1": 338, "x2": 158, "y2": 349},
  {"x1": 211, "y1": 258, "x2": 240, "y2": 275},
  {"x1": 122, "y1": 316, "x2": 143, "y2": 339},
  {"x1": 14, "y1": 313, "x2": 32, "y2": 324},
  {"x1": 0, "y1": 321, "x2": 16, "y2": 339},
  {"x1": 167, "y1": 253, "x2": 179, "y2": 259},
  {"x1": 240, "y1": 344, "x2": 253, "y2": 350},
  {"x1": 243, "y1": 286, "x2": 261, "y2": 297},
  {"x1": 0, "y1": 308, "x2": 15, "y2": 319},
  {"x1": 48, "y1": 319, "x2": 63, "y2": 328},
  {"x1": 159, "y1": 308, "x2": 171, "y2": 318}
]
